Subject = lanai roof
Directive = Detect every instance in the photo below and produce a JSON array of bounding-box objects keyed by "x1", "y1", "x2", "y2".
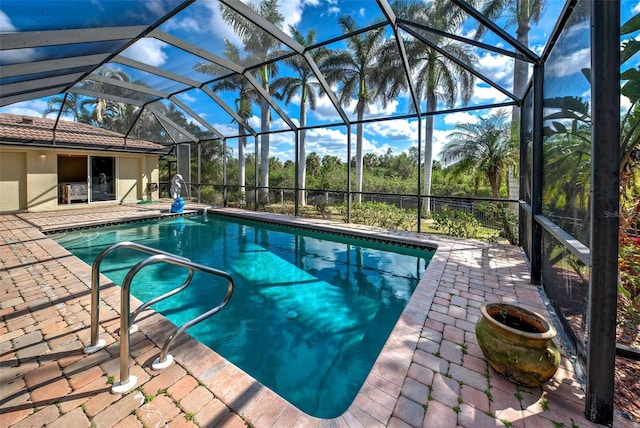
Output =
[{"x1": 0, "y1": 0, "x2": 550, "y2": 150}]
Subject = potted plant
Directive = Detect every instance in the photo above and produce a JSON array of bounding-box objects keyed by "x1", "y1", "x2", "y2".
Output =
[{"x1": 475, "y1": 302, "x2": 561, "y2": 387}]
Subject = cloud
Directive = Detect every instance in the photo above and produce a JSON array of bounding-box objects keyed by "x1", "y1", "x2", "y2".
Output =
[
  {"x1": 0, "y1": 10, "x2": 17, "y2": 32},
  {"x1": 2, "y1": 98, "x2": 54, "y2": 118},
  {"x1": 310, "y1": 94, "x2": 344, "y2": 122},
  {"x1": 305, "y1": 127, "x2": 349, "y2": 160},
  {"x1": 178, "y1": 93, "x2": 197, "y2": 103},
  {"x1": 444, "y1": 112, "x2": 479, "y2": 126},
  {"x1": 475, "y1": 52, "x2": 514, "y2": 91},
  {"x1": 211, "y1": 122, "x2": 240, "y2": 140},
  {"x1": 0, "y1": 11, "x2": 39, "y2": 64},
  {"x1": 247, "y1": 114, "x2": 261, "y2": 130},
  {"x1": 366, "y1": 119, "x2": 418, "y2": 141},
  {"x1": 544, "y1": 47, "x2": 590, "y2": 79},
  {"x1": 472, "y1": 84, "x2": 510, "y2": 104},
  {"x1": 121, "y1": 38, "x2": 168, "y2": 67},
  {"x1": 432, "y1": 128, "x2": 455, "y2": 160},
  {"x1": 194, "y1": 0, "x2": 310, "y2": 48}
]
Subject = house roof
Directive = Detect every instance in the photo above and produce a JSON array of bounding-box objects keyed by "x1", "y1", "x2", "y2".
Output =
[{"x1": 0, "y1": 113, "x2": 170, "y2": 155}]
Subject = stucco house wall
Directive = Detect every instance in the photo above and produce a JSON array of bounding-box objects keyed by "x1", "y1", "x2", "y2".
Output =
[{"x1": 0, "y1": 114, "x2": 168, "y2": 213}]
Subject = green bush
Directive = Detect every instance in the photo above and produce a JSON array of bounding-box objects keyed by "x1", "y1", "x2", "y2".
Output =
[
  {"x1": 343, "y1": 201, "x2": 417, "y2": 231},
  {"x1": 430, "y1": 206, "x2": 480, "y2": 238},
  {"x1": 199, "y1": 187, "x2": 223, "y2": 206},
  {"x1": 309, "y1": 193, "x2": 332, "y2": 219},
  {"x1": 226, "y1": 191, "x2": 247, "y2": 208},
  {"x1": 479, "y1": 202, "x2": 519, "y2": 245}
]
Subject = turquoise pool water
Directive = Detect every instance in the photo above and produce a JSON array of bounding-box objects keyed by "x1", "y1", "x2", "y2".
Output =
[{"x1": 50, "y1": 215, "x2": 433, "y2": 418}]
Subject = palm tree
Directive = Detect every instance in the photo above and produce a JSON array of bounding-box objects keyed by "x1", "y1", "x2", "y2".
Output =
[
  {"x1": 620, "y1": 11, "x2": 640, "y2": 168},
  {"x1": 476, "y1": 0, "x2": 545, "y2": 113},
  {"x1": 476, "y1": 0, "x2": 546, "y2": 200},
  {"x1": 439, "y1": 109, "x2": 515, "y2": 198},
  {"x1": 321, "y1": 16, "x2": 387, "y2": 202},
  {"x1": 221, "y1": 0, "x2": 284, "y2": 201},
  {"x1": 397, "y1": 0, "x2": 476, "y2": 212},
  {"x1": 195, "y1": 40, "x2": 254, "y2": 195},
  {"x1": 42, "y1": 92, "x2": 89, "y2": 122},
  {"x1": 79, "y1": 67, "x2": 132, "y2": 127},
  {"x1": 271, "y1": 28, "x2": 330, "y2": 206}
]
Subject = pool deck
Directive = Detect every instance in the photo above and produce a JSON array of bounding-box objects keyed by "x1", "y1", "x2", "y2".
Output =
[{"x1": 1, "y1": 203, "x2": 636, "y2": 428}]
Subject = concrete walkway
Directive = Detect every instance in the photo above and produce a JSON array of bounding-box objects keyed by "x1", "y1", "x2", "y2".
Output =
[{"x1": 0, "y1": 204, "x2": 635, "y2": 427}]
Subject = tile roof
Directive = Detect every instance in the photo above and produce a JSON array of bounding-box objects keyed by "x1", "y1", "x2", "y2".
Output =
[{"x1": 0, "y1": 114, "x2": 170, "y2": 154}]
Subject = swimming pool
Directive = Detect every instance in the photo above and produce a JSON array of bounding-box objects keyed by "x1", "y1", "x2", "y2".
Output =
[{"x1": 50, "y1": 214, "x2": 433, "y2": 418}]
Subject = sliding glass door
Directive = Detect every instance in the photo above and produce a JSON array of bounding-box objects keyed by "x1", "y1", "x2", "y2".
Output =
[{"x1": 90, "y1": 156, "x2": 115, "y2": 202}]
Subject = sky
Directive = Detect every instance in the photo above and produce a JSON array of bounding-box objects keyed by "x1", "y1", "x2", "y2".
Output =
[{"x1": 1, "y1": 0, "x2": 638, "y2": 163}]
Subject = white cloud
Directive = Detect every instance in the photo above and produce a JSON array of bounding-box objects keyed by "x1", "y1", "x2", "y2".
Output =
[
  {"x1": 310, "y1": 94, "x2": 344, "y2": 122},
  {"x1": 177, "y1": 92, "x2": 197, "y2": 104},
  {"x1": 247, "y1": 115, "x2": 261, "y2": 130},
  {"x1": 367, "y1": 119, "x2": 417, "y2": 141},
  {"x1": 0, "y1": 10, "x2": 17, "y2": 32},
  {"x1": 368, "y1": 99, "x2": 400, "y2": 116},
  {"x1": 211, "y1": 122, "x2": 241, "y2": 140},
  {"x1": 432, "y1": 128, "x2": 455, "y2": 161},
  {"x1": 121, "y1": 38, "x2": 168, "y2": 67},
  {"x1": 1, "y1": 98, "x2": 54, "y2": 118},
  {"x1": 544, "y1": 47, "x2": 590, "y2": 79},
  {"x1": 444, "y1": 112, "x2": 479, "y2": 126},
  {"x1": 0, "y1": 47, "x2": 37, "y2": 64},
  {"x1": 0, "y1": 11, "x2": 38, "y2": 64},
  {"x1": 472, "y1": 84, "x2": 510, "y2": 104},
  {"x1": 476, "y1": 52, "x2": 513, "y2": 90},
  {"x1": 305, "y1": 127, "x2": 349, "y2": 160},
  {"x1": 632, "y1": 1, "x2": 640, "y2": 13},
  {"x1": 196, "y1": 0, "x2": 309, "y2": 47},
  {"x1": 325, "y1": 7, "x2": 340, "y2": 16},
  {"x1": 167, "y1": 15, "x2": 205, "y2": 33}
]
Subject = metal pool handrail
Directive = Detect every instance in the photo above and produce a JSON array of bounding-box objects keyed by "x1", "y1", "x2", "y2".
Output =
[
  {"x1": 113, "y1": 253, "x2": 234, "y2": 394},
  {"x1": 84, "y1": 241, "x2": 192, "y2": 354}
]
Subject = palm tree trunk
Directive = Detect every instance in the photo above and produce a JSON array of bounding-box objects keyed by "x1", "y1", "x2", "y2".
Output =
[
  {"x1": 508, "y1": 22, "x2": 531, "y2": 206},
  {"x1": 299, "y1": 101, "x2": 307, "y2": 206},
  {"x1": 423, "y1": 91, "x2": 436, "y2": 214},
  {"x1": 238, "y1": 127, "x2": 246, "y2": 195},
  {"x1": 355, "y1": 106, "x2": 364, "y2": 203},
  {"x1": 259, "y1": 97, "x2": 270, "y2": 203},
  {"x1": 489, "y1": 169, "x2": 501, "y2": 198}
]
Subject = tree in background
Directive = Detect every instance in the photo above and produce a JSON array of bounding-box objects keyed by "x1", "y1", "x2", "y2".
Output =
[
  {"x1": 272, "y1": 28, "x2": 330, "y2": 206},
  {"x1": 43, "y1": 93, "x2": 89, "y2": 122},
  {"x1": 195, "y1": 40, "x2": 254, "y2": 195},
  {"x1": 321, "y1": 15, "x2": 387, "y2": 202},
  {"x1": 476, "y1": 0, "x2": 546, "y2": 199},
  {"x1": 392, "y1": 0, "x2": 476, "y2": 212},
  {"x1": 440, "y1": 109, "x2": 515, "y2": 198},
  {"x1": 221, "y1": 0, "x2": 284, "y2": 201}
]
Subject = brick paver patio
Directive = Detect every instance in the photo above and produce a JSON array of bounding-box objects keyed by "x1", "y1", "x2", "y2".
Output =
[{"x1": 1, "y1": 204, "x2": 636, "y2": 427}]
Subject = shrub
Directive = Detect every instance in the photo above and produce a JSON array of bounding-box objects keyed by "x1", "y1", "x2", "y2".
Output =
[
  {"x1": 479, "y1": 202, "x2": 519, "y2": 245},
  {"x1": 430, "y1": 206, "x2": 480, "y2": 238},
  {"x1": 199, "y1": 187, "x2": 223, "y2": 206},
  {"x1": 226, "y1": 191, "x2": 247, "y2": 208},
  {"x1": 309, "y1": 193, "x2": 332, "y2": 219},
  {"x1": 344, "y1": 201, "x2": 417, "y2": 231}
]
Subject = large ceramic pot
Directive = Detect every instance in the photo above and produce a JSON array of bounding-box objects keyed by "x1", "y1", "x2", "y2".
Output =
[{"x1": 475, "y1": 303, "x2": 561, "y2": 387}]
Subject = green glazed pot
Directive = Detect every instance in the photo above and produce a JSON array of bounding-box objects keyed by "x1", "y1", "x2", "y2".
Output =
[{"x1": 475, "y1": 303, "x2": 561, "y2": 387}]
